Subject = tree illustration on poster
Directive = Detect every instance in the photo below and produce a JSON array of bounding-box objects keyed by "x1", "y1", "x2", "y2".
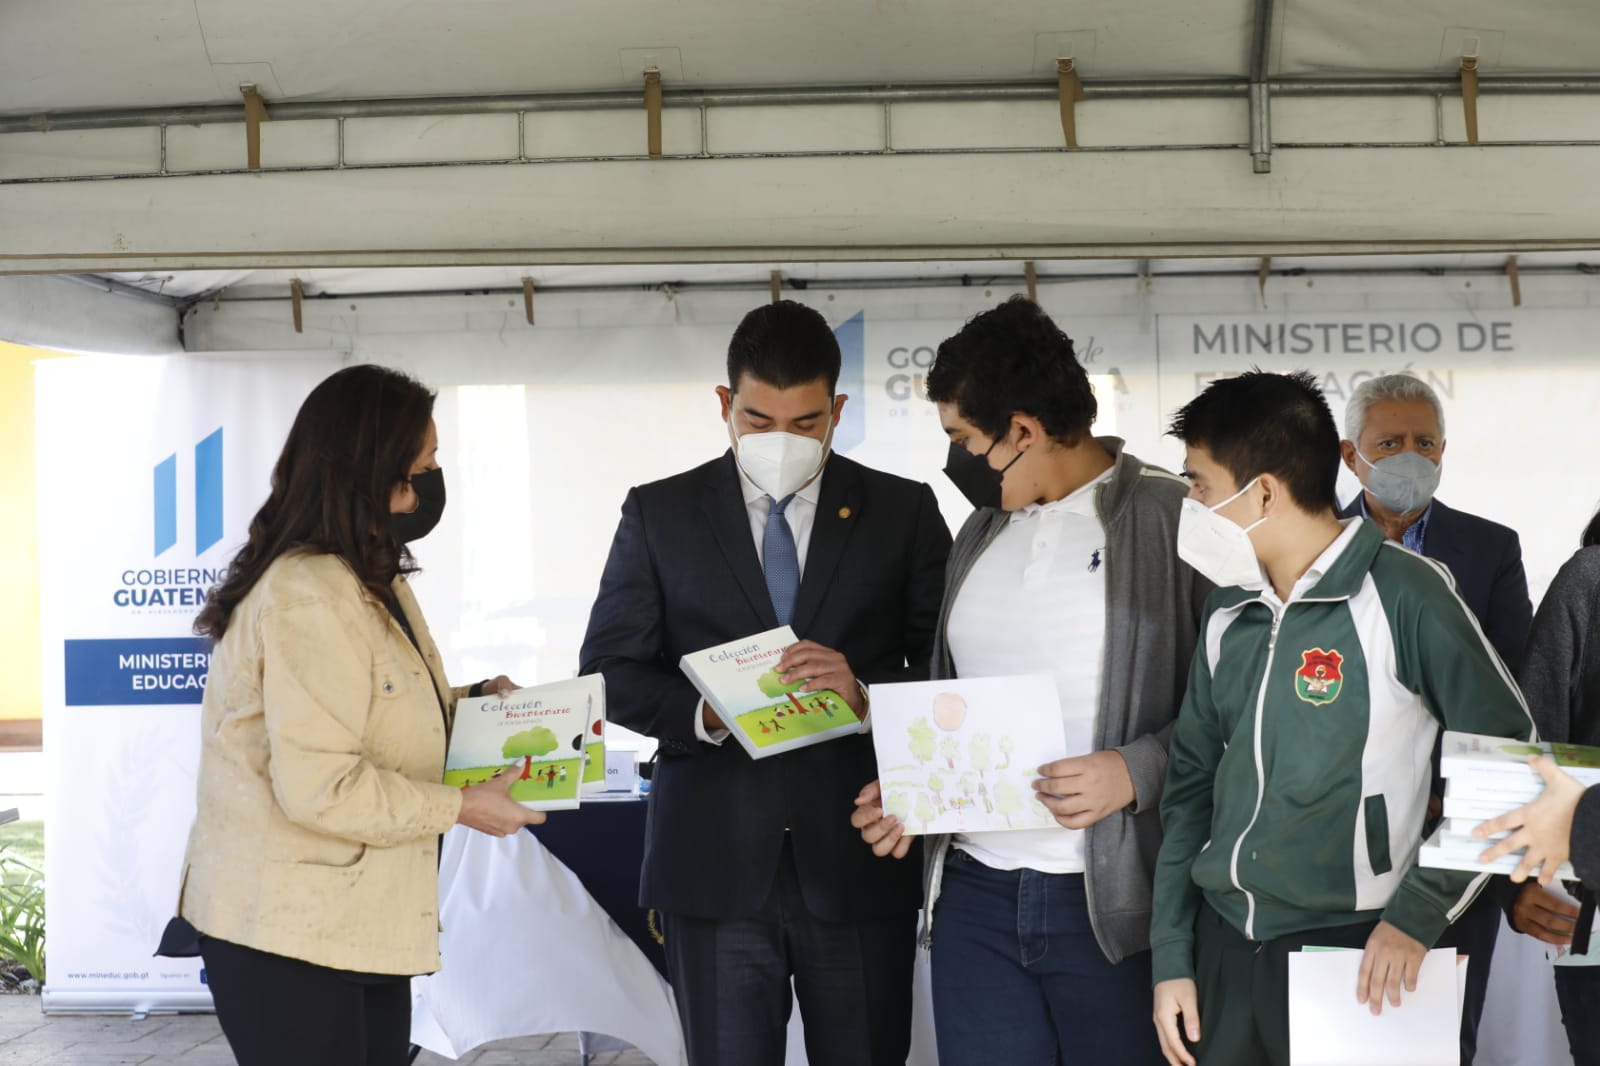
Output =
[
  {"x1": 907, "y1": 717, "x2": 937, "y2": 764},
  {"x1": 993, "y1": 778, "x2": 1024, "y2": 828},
  {"x1": 503, "y1": 727, "x2": 558, "y2": 780},
  {"x1": 969, "y1": 733, "x2": 993, "y2": 777}
]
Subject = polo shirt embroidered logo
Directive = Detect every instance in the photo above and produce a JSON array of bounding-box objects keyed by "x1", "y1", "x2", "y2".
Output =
[{"x1": 1294, "y1": 648, "x2": 1345, "y2": 706}]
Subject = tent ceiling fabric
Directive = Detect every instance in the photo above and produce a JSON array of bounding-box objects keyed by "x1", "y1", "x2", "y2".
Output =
[
  {"x1": 3, "y1": 2, "x2": 1599, "y2": 277},
  {"x1": 4, "y1": 0, "x2": 1599, "y2": 115}
]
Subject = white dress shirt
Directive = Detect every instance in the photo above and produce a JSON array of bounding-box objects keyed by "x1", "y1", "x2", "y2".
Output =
[
  {"x1": 694, "y1": 467, "x2": 825, "y2": 744},
  {"x1": 945, "y1": 468, "x2": 1112, "y2": 874}
]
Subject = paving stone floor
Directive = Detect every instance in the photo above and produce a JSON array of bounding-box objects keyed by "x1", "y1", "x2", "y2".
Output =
[{"x1": 0, "y1": 996, "x2": 656, "y2": 1065}]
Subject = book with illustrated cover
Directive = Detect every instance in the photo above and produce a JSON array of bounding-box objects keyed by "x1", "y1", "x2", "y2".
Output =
[
  {"x1": 679, "y1": 626, "x2": 862, "y2": 759},
  {"x1": 1441, "y1": 731, "x2": 1600, "y2": 786},
  {"x1": 582, "y1": 694, "x2": 607, "y2": 796},
  {"x1": 443, "y1": 675, "x2": 603, "y2": 810}
]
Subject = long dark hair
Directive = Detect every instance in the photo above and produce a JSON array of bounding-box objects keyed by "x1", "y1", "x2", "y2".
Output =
[
  {"x1": 194, "y1": 364, "x2": 437, "y2": 639},
  {"x1": 1585, "y1": 506, "x2": 1600, "y2": 549}
]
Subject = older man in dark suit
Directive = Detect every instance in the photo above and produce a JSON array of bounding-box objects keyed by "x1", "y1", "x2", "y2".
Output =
[
  {"x1": 581, "y1": 300, "x2": 951, "y2": 1066},
  {"x1": 1339, "y1": 372, "x2": 1533, "y2": 1066}
]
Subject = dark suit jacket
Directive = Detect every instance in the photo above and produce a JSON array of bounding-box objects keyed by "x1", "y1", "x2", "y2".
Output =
[
  {"x1": 1341, "y1": 496, "x2": 1532, "y2": 672},
  {"x1": 579, "y1": 450, "x2": 952, "y2": 922}
]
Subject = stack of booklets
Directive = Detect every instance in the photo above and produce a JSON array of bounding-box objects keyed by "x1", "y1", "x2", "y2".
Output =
[
  {"x1": 679, "y1": 626, "x2": 862, "y2": 759},
  {"x1": 1418, "y1": 730, "x2": 1599, "y2": 880},
  {"x1": 443, "y1": 674, "x2": 606, "y2": 811}
]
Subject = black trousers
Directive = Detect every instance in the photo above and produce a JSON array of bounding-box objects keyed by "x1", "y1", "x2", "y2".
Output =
[
  {"x1": 660, "y1": 837, "x2": 917, "y2": 1066},
  {"x1": 199, "y1": 936, "x2": 412, "y2": 1066},
  {"x1": 1187, "y1": 903, "x2": 1379, "y2": 1066},
  {"x1": 1431, "y1": 891, "x2": 1501, "y2": 1066}
]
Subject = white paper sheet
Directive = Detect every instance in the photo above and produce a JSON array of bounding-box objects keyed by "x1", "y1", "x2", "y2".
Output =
[
  {"x1": 868, "y1": 674, "x2": 1066, "y2": 836},
  {"x1": 1288, "y1": 947, "x2": 1464, "y2": 1066}
]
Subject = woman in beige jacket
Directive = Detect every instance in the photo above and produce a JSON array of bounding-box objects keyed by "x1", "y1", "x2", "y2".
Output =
[{"x1": 172, "y1": 364, "x2": 541, "y2": 1065}]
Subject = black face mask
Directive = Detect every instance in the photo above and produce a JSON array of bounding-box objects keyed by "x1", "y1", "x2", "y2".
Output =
[
  {"x1": 392, "y1": 467, "x2": 447, "y2": 544},
  {"x1": 942, "y1": 438, "x2": 1022, "y2": 511}
]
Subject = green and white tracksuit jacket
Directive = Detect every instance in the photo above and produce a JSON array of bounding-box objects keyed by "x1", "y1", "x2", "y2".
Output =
[{"x1": 1150, "y1": 518, "x2": 1534, "y2": 984}]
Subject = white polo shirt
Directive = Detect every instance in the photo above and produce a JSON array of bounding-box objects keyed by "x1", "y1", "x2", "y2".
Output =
[{"x1": 945, "y1": 469, "x2": 1111, "y2": 874}]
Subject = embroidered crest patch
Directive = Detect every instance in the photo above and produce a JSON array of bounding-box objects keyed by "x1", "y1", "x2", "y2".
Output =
[{"x1": 1295, "y1": 648, "x2": 1345, "y2": 706}]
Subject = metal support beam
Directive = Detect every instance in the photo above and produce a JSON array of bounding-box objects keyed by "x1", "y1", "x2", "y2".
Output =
[
  {"x1": 1249, "y1": 0, "x2": 1277, "y2": 173},
  {"x1": 5, "y1": 146, "x2": 1600, "y2": 274},
  {"x1": 0, "y1": 274, "x2": 180, "y2": 353},
  {"x1": 7, "y1": 76, "x2": 1600, "y2": 136}
]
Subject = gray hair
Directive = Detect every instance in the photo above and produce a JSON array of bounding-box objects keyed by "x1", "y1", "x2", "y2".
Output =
[{"x1": 1344, "y1": 374, "x2": 1446, "y2": 443}]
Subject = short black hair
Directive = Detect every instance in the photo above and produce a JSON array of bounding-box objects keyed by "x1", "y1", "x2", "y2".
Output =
[
  {"x1": 727, "y1": 300, "x2": 841, "y2": 393},
  {"x1": 925, "y1": 296, "x2": 1096, "y2": 444},
  {"x1": 1168, "y1": 369, "x2": 1341, "y2": 514}
]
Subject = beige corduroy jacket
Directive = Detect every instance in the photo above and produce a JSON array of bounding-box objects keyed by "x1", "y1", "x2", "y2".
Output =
[{"x1": 177, "y1": 551, "x2": 466, "y2": 975}]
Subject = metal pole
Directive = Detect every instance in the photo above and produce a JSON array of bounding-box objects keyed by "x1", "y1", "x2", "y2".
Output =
[
  {"x1": 1249, "y1": 0, "x2": 1277, "y2": 173},
  {"x1": 7, "y1": 76, "x2": 1600, "y2": 135}
]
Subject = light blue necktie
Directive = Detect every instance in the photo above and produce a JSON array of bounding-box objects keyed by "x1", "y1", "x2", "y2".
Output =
[{"x1": 763, "y1": 494, "x2": 800, "y2": 625}]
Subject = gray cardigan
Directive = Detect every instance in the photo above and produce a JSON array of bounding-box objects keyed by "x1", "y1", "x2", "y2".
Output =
[
  {"x1": 918, "y1": 437, "x2": 1210, "y2": 963},
  {"x1": 1518, "y1": 546, "x2": 1600, "y2": 885}
]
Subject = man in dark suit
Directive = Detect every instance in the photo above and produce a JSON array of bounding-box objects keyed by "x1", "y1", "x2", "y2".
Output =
[
  {"x1": 580, "y1": 300, "x2": 952, "y2": 1066},
  {"x1": 1339, "y1": 373, "x2": 1534, "y2": 1066}
]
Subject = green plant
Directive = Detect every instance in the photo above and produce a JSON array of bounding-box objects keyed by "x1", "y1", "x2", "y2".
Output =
[{"x1": 0, "y1": 841, "x2": 45, "y2": 983}]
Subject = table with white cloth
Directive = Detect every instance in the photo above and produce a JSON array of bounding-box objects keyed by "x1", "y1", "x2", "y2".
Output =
[{"x1": 410, "y1": 798, "x2": 940, "y2": 1065}]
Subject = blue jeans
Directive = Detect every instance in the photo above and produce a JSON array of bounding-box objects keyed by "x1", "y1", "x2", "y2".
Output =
[{"x1": 930, "y1": 849, "x2": 1162, "y2": 1066}]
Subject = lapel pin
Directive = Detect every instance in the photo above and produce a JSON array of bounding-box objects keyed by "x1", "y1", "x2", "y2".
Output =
[{"x1": 838, "y1": 506, "x2": 852, "y2": 519}]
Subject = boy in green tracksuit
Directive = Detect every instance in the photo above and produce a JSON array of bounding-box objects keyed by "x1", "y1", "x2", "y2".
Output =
[{"x1": 1149, "y1": 371, "x2": 1533, "y2": 1066}]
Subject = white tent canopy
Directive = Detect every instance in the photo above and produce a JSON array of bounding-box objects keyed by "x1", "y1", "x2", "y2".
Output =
[{"x1": 2, "y1": 1, "x2": 1600, "y2": 276}]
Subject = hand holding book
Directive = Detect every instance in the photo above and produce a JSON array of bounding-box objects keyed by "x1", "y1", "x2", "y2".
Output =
[
  {"x1": 679, "y1": 627, "x2": 864, "y2": 759},
  {"x1": 775, "y1": 640, "x2": 864, "y2": 717},
  {"x1": 1474, "y1": 754, "x2": 1588, "y2": 885},
  {"x1": 457, "y1": 763, "x2": 549, "y2": 836}
]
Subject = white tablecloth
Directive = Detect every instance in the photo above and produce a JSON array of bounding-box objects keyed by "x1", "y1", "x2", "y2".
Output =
[
  {"x1": 409, "y1": 824, "x2": 942, "y2": 1065},
  {"x1": 410, "y1": 826, "x2": 687, "y2": 1065}
]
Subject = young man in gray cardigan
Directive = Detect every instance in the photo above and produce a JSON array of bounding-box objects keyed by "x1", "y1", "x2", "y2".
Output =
[{"x1": 853, "y1": 296, "x2": 1209, "y2": 1064}]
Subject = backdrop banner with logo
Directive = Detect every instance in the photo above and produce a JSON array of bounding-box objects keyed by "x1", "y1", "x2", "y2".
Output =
[{"x1": 36, "y1": 354, "x2": 337, "y2": 1012}]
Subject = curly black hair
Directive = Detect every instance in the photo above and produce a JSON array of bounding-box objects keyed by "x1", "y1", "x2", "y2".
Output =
[{"x1": 924, "y1": 296, "x2": 1096, "y2": 445}]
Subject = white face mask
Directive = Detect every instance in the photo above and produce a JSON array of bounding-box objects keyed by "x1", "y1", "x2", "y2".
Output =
[
  {"x1": 729, "y1": 417, "x2": 832, "y2": 499},
  {"x1": 1177, "y1": 476, "x2": 1269, "y2": 589}
]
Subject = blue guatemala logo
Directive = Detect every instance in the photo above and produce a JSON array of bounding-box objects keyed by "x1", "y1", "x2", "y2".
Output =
[
  {"x1": 833, "y1": 312, "x2": 866, "y2": 453},
  {"x1": 76, "y1": 428, "x2": 228, "y2": 705},
  {"x1": 73, "y1": 425, "x2": 228, "y2": 704},
  {"x1": 155, "y1": 427, "x2": 224, "y2": 556},
  {"x1": 113, "y1": 427, "x2": 227, "y2": 611}
]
